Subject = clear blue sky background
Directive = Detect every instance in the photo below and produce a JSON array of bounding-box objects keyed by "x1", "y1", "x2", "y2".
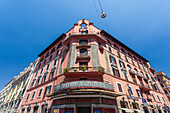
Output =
[{"x1": 0, "y1": 0, "x2": 170, "y2": 91}]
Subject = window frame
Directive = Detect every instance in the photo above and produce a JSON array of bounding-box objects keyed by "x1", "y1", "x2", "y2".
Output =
[{"x1": 116, "y1": 82, "x2": 123, "y2": 93}]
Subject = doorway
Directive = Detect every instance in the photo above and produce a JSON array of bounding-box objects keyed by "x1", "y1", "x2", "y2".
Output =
[{"x1": 77, "y1": 107, "x2": 90, "y2": 113}]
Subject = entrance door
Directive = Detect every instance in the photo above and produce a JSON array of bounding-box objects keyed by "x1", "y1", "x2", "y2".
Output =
[{"x1": 77, "y1": 107, "x2": 90, "y2": 113}]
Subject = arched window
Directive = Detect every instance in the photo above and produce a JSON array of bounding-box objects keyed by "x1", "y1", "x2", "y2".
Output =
[
  {"x1": 79, "y1": 39, "x2": 88, "y2": 45},
  {"x1": 57, "y1": 42, "x2": 62, "y2": 49},
  {"x1": 45, "y1": 52, "x2": 49, "y2": 58},
  {"x1": 141, "y1": 72, "x2": 144, "y2": 77},
  {"x1": 50, "y1": 48, "x2": 55, "y2": 54},
  {"x1": 80, "y1": 48, "x2": 88, "y2": 56},
  {"x1": 43, "y1": 60, "x2": 46, "y2": 64},
  {"x1": 81, "y1": 23, "x2": 87, "y2": 28},
  {"x1": 127, "y1": 65, "x2": 131, "y2": 70},
  {"x1": 134, "y1": 68, "x2": 138, "y2": 74}
]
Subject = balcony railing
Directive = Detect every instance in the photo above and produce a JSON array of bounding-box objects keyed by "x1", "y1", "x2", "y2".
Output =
[
  {"x1": 63, "y1": 66, "x2": 105, "y2": 73},
  {"x1": 139, "y1": 84, "x2": 150, "y2": 90}
]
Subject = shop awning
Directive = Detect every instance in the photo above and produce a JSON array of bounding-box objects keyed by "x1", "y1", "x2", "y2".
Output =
[
  {"x1": 120, "y1": 108, "x2": 133, "y2": 112},
  {"x1": 134, "y1": 109, "x2": 144, "y2": 113}
]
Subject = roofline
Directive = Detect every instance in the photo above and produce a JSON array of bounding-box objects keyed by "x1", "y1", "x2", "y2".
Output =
[
  {"x1": 38, "y1": 33, "x2": 66, "y2": 57},
  {"x1": 100, "y1": 30, "x2": 149, "y2": 62}
]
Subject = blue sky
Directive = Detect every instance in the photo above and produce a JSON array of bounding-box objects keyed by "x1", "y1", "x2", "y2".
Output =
[{"x1": 0, "y1": 0, "x2": 170, "y2": 91}]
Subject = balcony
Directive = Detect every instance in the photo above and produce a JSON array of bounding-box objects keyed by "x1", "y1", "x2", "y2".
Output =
[
  {"x1": 77, "y1": 52, "x2": 90, "y2": 62},
  {"x1": 76, "y1": 43, "x2": 91, "y2": 48},
  {"x1": 139, "y1": 84, "x2": 151, "y2": 90}
]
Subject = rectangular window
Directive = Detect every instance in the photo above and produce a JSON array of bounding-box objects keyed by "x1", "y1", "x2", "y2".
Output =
[
  {"x1": 119, "y1": 60, "x2": 125, "y2": 68},
  {"x1": 46, "y1": 85, "x2": 51, "y2": 95},
  {"x1": 157, "y1": 95, "x2": 161, "y2": 102},
  {"x1": 31, "y1": 91, "x2": 36, "y2": 100},
  {"x1": 162, "y1": 96, "x2": 165, "y2": 103},
  {"x1": 36, "y1": 77, "x2": 41, "y2": 86},
  {"x1": 49, "y1": 70, "x2": 55, "y2": 80},
  {"x1": 35, "y1": 71, "x2": 38, "y2": 78},
  {"x1": 31, "y1": 79, "x2": 36, "y2": 88},
  {"x1": 26, "y1": 93, "x2": 30, "y2": 101},
  {"x1": 112, "y1": 68, "x2": 120, "y2": 77},
  {"x1": 136, "y1": 89, "x2": 142, "y2": 98},
  {"x1": 109, "y1": 56, "x2": 116, "y2": 64},
  {"x1": 151, "y1": 93, "x2": 156, "y2": 101},
  {"x1": 46, "y1": 63, "x2": 50, "y2": 71},
  {"x1": 122, "y1": 71, "x2": 128, "y2": 81},
  {"x1": 117, "y1": 83, "x2": 123, "y2": 93},
  {"x1": 128, "y1": 86, "x2": 133, "y2": 96},
  {"x1": 53, "y1": 56, "x2": 59, "y2": 67},
  {"x1": 38, "y1": 89, "x2": 43, "y2": 97},
  {"x1": 40, "y1": 67, "x2": 44, "y2": 75},
  {"x1": 41, "y1": 73, "x2": 47, "y2": 83}
]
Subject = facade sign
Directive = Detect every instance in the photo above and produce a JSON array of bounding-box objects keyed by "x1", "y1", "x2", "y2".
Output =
[
  {"x1": 127, "y1": 95, "x2": 138, "y2": 100},
  {"x1": 54, "y1": 81, "x2": 114, "y2": 91},
  {"x1": 142, "y1": 99, "x2": 146, "y2": 103}
]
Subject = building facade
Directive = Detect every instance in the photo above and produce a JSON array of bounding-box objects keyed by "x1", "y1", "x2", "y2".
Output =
[
  {"x1": 156, "y1": 72, "x2": 170, "y2": 102},
  {"x1": 1, "y1": 59, "x2": 38, "y2": 113},
  {"x1": 18, "y1": 19, "x2": 170, "y2": 113},
  {"x1": 0, "y1": 76, "x2": 17, "y2": 112}
]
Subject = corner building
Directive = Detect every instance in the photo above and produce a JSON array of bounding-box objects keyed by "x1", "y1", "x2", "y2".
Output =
[
  {"x1": 19, "y1": 19, "x2": 170, "y2": 113},
  {"x1": 156, "y1": 72, "x2": 170, "y2": 102}
]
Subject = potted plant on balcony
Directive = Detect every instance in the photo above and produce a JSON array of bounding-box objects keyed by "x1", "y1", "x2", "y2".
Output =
[
  {"x1": 63, "y1": 68, "x2": 70, "y2": 73},
  {"x1": 97, "y1": 66, "x2": 105, "y2": 73},
  {"x1": 73, "y1": 69, "x2": 77, "y2": 72},
  {"x1": 81, "y1": 65, "x2": 86, "y2": 72}
]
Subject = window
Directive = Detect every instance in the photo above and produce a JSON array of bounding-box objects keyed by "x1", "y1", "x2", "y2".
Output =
[
  {"x1": 40, "y1": 56, "x2": 44, "y2": 62},
  {"x1": 131, "y1": 75, "x2": 137, "y2": 84},
  {"x1": 113, "y1": 44, "x2": 119, "y2": 50},
  {"x1": 45, "y1": 52, "x2": 49, "y2": 58},
  {"x1": 40, "y1": 67, "x2": 44, "y2": 75},
  {"x1": 119, "y1": 60, "x2": 125, "y2": 68},
  {"x1": 109, "y1": 47, "x2": 112, "y2": 52},
  {"x1": 109, "y1": 56, "x2": 116, "y2": 64},
  {"x1": 46, "y1": 85, "x2": 51, "y2": 95},
  {"x1": 56, "y1": 50, "x2": 59, "y2": 55},
  {"x1": 53, "y1": 56, "x2": 59, "y2": 67},
  {"x1": 117, "y1": 83, "x2": 123, "y2": 93},
  {"x1": 121, "y1": 49, "x2": 126, "y2": 54},
  {"x1": 38, "y1": 63, "x2": 41, "y2": 68},
  {"x1": 51, "y1": 48, "x2": 55, "y2": 54},
  {"x1": 79, "y1": 39, "x2": 88, "y2": 45},
  {"x1": 161, "y1": 84, "x2": 164, "y2": 87},
  {"x1": 38, "y1": 89, "x2": 43, "y2": 97},
  {"x1": 41, "y1": 73, "x2": 47, "y2": 83},
  {"x1": 31, "y1": 79, "x2": 36, "y2": 88},
  {"x1": 36, "y1": 76, "x2": 41, "y2": 86},
  {"x1": 43, "y1": 60, "x2": 46, "y2": 65},
  {"x1": 46, "y1": 63, "x2": 50, "y2": 71},
  {"x1": 162, "y1": 96, "x2": 165, "y2": 103},
  {"x1": 49, "y1": 70, "x2": 55, "y2": 80},
  {"x1": 35, "y1": 71, "x2": 38, "y2": 78},
  {"x1": 151, "y1": 93, "x2": 156, "y2": 101},
  {"x1": 49, "y1": 55, "x2": 53, "y2": 60},
  {"x1": 156, "y1": 95, "x2": 161, "y2": 102},
  {"x1": 112, "y1": 68, "x2": 120, "y2": 77},
  {"x1": 128, "y1": 86, "x2": 133, "y2": 96},
  {"x1": 145, "y1": 73, "x2": 150, "y2": 79},
  {"x1": 27, "y1": 107, "x2": 31, "y2": 113},
  {"x1": 26, "y1": 93, "x2": 30, "y2": 101},
  {"x1": 33, "y1": 106, "x2": 39, "y2": 113},
  {"x1": 136, "y1": 89, "x2": 142, "y2": 98},
  {"x1": 122, "y1": 71, "x2": 128, "y2": 81},
  {"x1": 80, "y1": 48, "x2": 88, "y2": 56},
  {"x1": 31, "y1": 91, "x2": 36, "y2": 100},
  {"x1": 157, "y1": 78, "x2": 161, "y2": 81},
  {"x1": 134, "y1": 69, "x2": 138, "y2": 74},
  {"x1": 127, "y1": 65, "x2": 131, "y2": 70},
  {"x1": 57, "y1": 42, "x2": 62, "y2": 49}
]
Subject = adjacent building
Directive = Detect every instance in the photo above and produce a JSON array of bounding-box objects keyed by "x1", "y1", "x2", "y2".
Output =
[
  {"x1": 0, "y1": 76, "x2": 17, "y2": 112},
  {"x1": 18, "y1": 19, "x2": 170, "y2": 113},
  {"x1": 156, "y1": 71, "x2": 170, "y2": 102},
  {"x1": 0, "y1": 59, "x2": 38, "y2": 113}
]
